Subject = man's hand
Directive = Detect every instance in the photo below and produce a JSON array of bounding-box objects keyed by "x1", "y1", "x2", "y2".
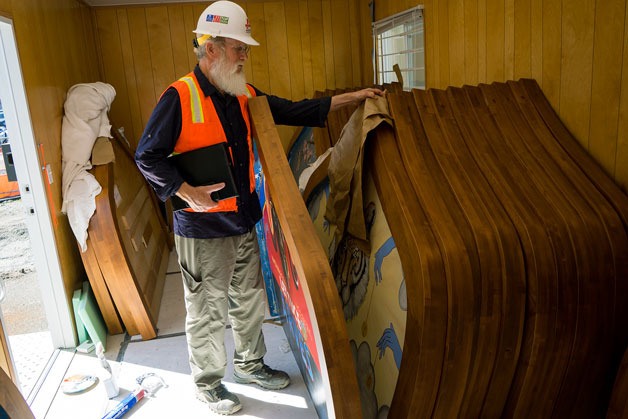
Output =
[
  {"x1": 175, "y1": 181, "x2": 226, "y2": 212},
  {"x1": 330, "y1": 87, "x2": 386, "y2": 112}
]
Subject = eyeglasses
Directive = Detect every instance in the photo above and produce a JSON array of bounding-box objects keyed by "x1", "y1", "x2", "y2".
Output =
[
  {"x1": 232, "y1": 44, "x2": 251, "y2": 56},
  {"x1": 229, "y1": 44, "x2": 251, "y2": 56}
]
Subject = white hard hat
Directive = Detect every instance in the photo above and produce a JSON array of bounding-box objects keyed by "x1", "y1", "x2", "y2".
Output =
[{"x1": 194, "y1": 1, "x2": 259, "y2": 46}]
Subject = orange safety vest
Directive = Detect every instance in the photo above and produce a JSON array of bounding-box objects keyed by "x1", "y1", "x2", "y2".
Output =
[{"x1": 170, "y1": 72, "x2": 256, "y2": 213}]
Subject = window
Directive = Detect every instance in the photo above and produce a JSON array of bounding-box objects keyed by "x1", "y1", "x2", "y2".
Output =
[{"x1": 373, "y1": 6, "x2": 425, "y2": 90}]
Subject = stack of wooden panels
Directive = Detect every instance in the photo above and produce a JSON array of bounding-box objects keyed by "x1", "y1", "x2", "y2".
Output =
[
  {"x1": 81, "y1": 133, "x2": 172, "y2": 340},
  {"x1": 366, "y1": 79, "x2": 628, "y2": 418}
]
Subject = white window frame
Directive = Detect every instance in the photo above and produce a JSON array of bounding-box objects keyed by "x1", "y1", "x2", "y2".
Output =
[{"x1": 373, "y1": 5, "x2": 425, "y2": 90}]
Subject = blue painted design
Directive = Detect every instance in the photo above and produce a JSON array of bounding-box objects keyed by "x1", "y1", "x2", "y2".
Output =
[
  {"x1": 253, "y1": 143, "x2": 279, "y2": 317},
  {"x1": 376, "y1": 322, "x2": 402, "y2": 370},
  {"x1": 373, "y1": 236, "x2": 396, "y2": 284}
]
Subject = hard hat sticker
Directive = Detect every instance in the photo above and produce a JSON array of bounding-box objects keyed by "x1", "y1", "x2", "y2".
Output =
[{"x1": 206, "y1": 14, "x2": 229, "y2": 24}]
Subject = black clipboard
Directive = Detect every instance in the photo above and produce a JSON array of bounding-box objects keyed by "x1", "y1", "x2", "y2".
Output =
[{"x1": 168, "y1": 143, "x2": 238, "y2": 211}]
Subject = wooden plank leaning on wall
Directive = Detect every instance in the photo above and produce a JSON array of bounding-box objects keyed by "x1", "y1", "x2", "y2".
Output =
[{"x1": 249, "y1": 96, "x2": 362, "y2": 418}]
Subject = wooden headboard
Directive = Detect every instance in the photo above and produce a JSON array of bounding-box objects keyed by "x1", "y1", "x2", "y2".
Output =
[{"x1": 82, "y1": 132, "x2": 172, "y2": 340}]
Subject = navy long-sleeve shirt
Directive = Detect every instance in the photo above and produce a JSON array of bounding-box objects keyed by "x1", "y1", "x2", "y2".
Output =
[{"x1": 135, "y1": 65, "x2": 331, "y2": 239}]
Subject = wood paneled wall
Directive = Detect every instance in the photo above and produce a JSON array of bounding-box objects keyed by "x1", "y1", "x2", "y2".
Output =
[
  {"x1": 92, "y1": 1, "x2": 368, "y2": 150},
  {"x1": 0, "y1": 0, "x2": 100, "y2": 303},
  {"x1": 371, "y1": 0, "x2": 628, "y2": 192}
]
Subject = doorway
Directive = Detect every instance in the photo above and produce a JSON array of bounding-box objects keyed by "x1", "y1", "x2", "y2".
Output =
[{"x1": 0, "y1": 16, "x2": 75, "y2": 400}]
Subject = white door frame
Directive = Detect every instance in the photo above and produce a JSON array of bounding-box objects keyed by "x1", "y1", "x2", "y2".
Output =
[{"x1": 0, "y1": 17, "x2": 75, "y2": 348}]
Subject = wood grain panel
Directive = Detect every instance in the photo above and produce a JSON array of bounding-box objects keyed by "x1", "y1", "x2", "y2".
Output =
[
  {"x1": 462, "y1": 84, "x2": 560, "y2": 418},
  {"x1": 247, "y1": 2, "x2": 271, "y2": 92},
  {"x1": 307, "y1": 0, "x2": 327, "y2": 92},
  {"x1": 79, "y1": 237, "x2": 124, "y2": 335},
  {"x1": 477, "y1": 0, "x2": 487, "y2": 83},
  {"x1": 485, "y1": 0, "x2": 504, "y2": 81},
  {"x1": 127, "y1": 8, "x2": 159, "y2": 137},
  {"x1": 148, "y1": 9, "x2": 176, "y2": 109},
  {"x1": 285, "y1": 1, "x2": 305, "y2": 99},
  {"x1": 298, "y1": 0, "x2": 314, "y2": 96},
  {"x1": 184, "y1": 5, "x2": 200, "y2": 71},
  {"x1": 464, "y1": 0, "x2": 478, "y2": 85},
  {"x1": 409, "y1": 90, "x2": 478, "y2": 417},
  {"x1": 513, "y1": 0, "x2": 530, "y2": 79},
  {"x1": 330, "y1": 0, "x2": 351, "y2": 89},
  {"x1": 493, "y1": 81, "x2": 614, "y2": 418},
  {"x1": 446, "y1": 86, "x2": 526, "y2": 417},
  {"x1": 264, "y1": 2, "x2": 290, "y2": 98},
  {"x1": 321, "y1": 0, "x2": 335, "y2": 88},
  {"x1": 529, "y1": 0, "x2": 542, "y2": 82},
  {"x1": 504, "y1": 0, "x2": 514, "y2": 80},
  {"x1": 448, "y1": 0, "x2": 464, "y2": 86},
  {"x1": 115, "y1": 8, "x2": 144, "y2": 147},
  {"x1": 369, "y1": 122, "x2": 447, "y2": 418},
  {"x1": 437, "y1": 0, "x2": 450, "y2": 86},
  {"x1": 0, "y1": 0, "x2": 10, "y2": 16},
  {"x1": 559, "y1": 0, "x2": 595, "y2": 149},
  {"x1": 348, "y1": 0, "x2": 361, "y2": 88},
  {"x1": 239, "y1": 3, "x2": 254, "y2": 82},
  {"x1": 166, "y1": 5, "x2": 191, "y2": 79},
  {"x1": 422, "y1": 0, "x2": 438, "y2": 87},
  {"x1": 357, "y1": 0, "x2": 373, "y2": 87},
  {"x1": 508, "y1": 79, "x2": 628, "y2": 418},
  {"x1": 618, "y1": 4, "x2": 628, "y2": 191},
  {"x1": 541, "y1": 0, "x2": 561, "y2": 108},
  {"x1": 588, "y1": 0, "x2": 625, "y2": 174}
]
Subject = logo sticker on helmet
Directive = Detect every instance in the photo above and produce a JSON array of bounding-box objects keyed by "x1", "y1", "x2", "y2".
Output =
[
  {"x1": 245, "y1": 19, "x2": 251, "y2": 33},
  {"x1": 206, "y1": 14, "x2": 229, "y2": 24}
]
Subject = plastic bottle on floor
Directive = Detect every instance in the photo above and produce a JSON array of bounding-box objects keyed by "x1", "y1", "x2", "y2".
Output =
[{"x1": 95, "y1": 341, "x2": 119, "y2": 399}]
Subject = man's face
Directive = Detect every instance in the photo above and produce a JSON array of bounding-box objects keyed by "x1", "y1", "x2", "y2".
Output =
[
  {"x1": 223, "y1": 39, "x2": 250, "y2": 72},
  {"x1": 209, "y1": 38, "x2": 249, "y2": 96}
]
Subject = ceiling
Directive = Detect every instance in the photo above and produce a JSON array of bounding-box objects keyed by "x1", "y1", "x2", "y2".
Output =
[{"x1": 83, "y1": 0, "x2": 205, "y2": 6}]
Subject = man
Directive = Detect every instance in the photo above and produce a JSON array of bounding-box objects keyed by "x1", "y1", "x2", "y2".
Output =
[{"x1": 135, "y1": 0, "x2": 384, "y2": 415}]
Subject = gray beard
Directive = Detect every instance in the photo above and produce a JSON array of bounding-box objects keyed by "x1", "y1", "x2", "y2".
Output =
[{"x1": 210, "y1": 53, "x2": 248, "y2": 96}]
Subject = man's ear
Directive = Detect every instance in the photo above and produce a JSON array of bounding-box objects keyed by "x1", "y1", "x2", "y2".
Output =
[{"x1": 206, "y1": 42, "x2": 219, "y2": 58}]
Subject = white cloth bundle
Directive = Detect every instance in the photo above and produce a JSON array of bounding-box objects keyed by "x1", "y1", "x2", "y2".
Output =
[{"x1": 61, "y1": 82, "x2": 116, "y2": 251}]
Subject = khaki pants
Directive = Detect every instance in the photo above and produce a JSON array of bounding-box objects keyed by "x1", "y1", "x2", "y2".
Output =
[{"x1": 175, "y1": 231, "x2": 267, "y2": 391}]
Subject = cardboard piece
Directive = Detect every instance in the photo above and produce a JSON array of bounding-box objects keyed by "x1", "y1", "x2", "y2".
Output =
[
  {"x1": 325, "y1": 97, "x2": 392, "y2": 248},
  {"x1": 91, "y1": 136, "x2": 115, "y2": 165}
]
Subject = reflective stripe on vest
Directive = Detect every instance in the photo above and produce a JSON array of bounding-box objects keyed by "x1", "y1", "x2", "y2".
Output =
[
  {"x1": 179, "y1": 76, "x2": 204, "y2": 123},
  {"x1": 170, "y1": 72, "x2": 256, "y2": 214}
]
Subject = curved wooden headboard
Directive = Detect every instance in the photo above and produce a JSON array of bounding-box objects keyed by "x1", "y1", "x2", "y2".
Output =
[{"x1": 83, "y1": 135, "x2": 172, "y2": 340}]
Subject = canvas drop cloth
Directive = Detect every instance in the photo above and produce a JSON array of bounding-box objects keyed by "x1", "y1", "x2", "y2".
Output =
[{"x1": 61, "y1": 82, "x2": 116, "y2": 251}]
